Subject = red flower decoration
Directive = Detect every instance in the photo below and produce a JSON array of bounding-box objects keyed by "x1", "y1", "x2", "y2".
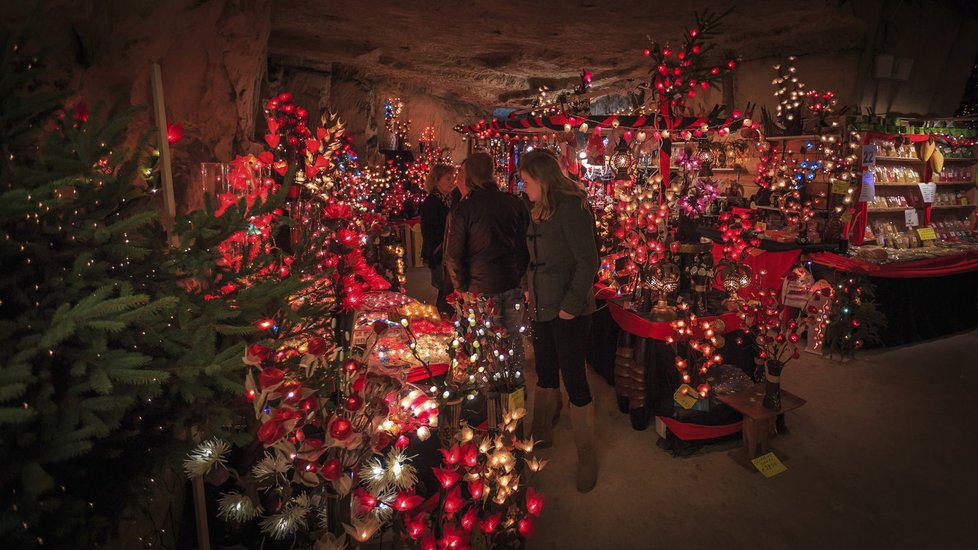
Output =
[
  {"x1": 525, "y1": 487, "x2": 544, "y2": 516},
  {"x1": 258, "y1": 366, "x2": 285, "y2": 389},
  {"x1": 460, "y1": 507, "x2": 478, "y2": 531},
  {"x1": 439, "y1": 445, "x2": 460, "y2": 465},
  {"x1": 166, "y1": 122, "x2": 183, "y2": 144},
  {"x1": 406, "y1": 512, "x2": 427, "y2": 539},
  {"x1": 442, "y1": 486, "x2": 464, "y2": 516},
  {"x1": 467, "y1": 480, "x2": 485, "y2": 500},
  {"x1": 257, "y1": 419, "x2": 286, "y2": 444},
  {"x1": 394, "y1": 491, "x2": 425, "y2": 512},
  {"x1": 479, "y1": 513, "x2": 501, "y2": 534},
  {"x1": 336, "y1": 228, "x2": 360, "y2": 247},
  {"x1": 324, "y1": 202, "x2": 353, "y2": 220},
  {"x1": 320, "y1": 458, "x2": 343, "y2": 481},
  {"x1": 461, "y1": 443, "x2": 478, "y2": 468},
  {"x1": 244, "y1": 343, "x2": 272, "y2": 367},
  {"x1": 307, "y1": 337, "x2": 330, "y2": 356},
  {"x1": 432, "y1": 467, "x2": 460, "y2": 489},
  {"x1": 328, "y1": 416, "x2": 353, "y2": 441}
]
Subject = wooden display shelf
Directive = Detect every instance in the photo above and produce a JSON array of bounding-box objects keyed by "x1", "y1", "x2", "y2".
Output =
[
  {"x1": 875, "y1": 181, "x2": 975, "y2": 186},
  {"x1": 943, "y1": 157, "x2": 977, "y2": 163},
  {"x1": 764, "y1": 134, "x2": 840, "y2": 141},
  {"x1": 931, "y1": 204, "x2": 976, "y2": 210},
  {"x1": 868, "y1": 207, "x2": 913, "y2": 212},
  {"x1": 875, "y1": 156, "x2": 920, "y2": 162}
]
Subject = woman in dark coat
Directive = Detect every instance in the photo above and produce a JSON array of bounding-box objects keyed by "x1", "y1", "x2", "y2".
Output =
[
  {"x1": 520, "y1": 149, "x2": 600, "y2": 493},
  {"x1": 420, "y1": 163, "x2": 460, "y2": 315}
]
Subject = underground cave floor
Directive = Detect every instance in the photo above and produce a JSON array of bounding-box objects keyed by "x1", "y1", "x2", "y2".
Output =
[{"x1": 403, "y1": 266, "x2": 978, "y2": 550}]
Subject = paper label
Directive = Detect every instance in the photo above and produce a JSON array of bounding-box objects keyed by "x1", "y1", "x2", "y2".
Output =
[
  {"x1": 917, "y1": 182, "x2": 936, "y2": 204},
  {"x1": 507, "y1": 387, "x2": 525, "y2": 414},
  {"x1": 859, "y1": 172, "x2": 875, "y2": 202},
  {"x1": 904, "y1": 209, "x2": 919, "y2": 227},
  {"x1": 831, "y1": 179, "x2": 850, "y2": 195},
  {"x1": 862, "y1": 143, "x2": 877, "y2": 166},
  {"x1": 673, "y1": 384, "x2": 700, "y2": 410},
  {"x1": 752, "y1": 452, "x2": 788, "y2": 477},
  {"x1": 917, "y1": 227, "x2": 937, "y2": 241},
  {"x1": 840, "y1": 211, "x2": 854, "y2": 224}
]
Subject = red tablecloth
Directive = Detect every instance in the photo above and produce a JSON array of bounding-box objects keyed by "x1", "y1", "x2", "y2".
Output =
[
  {"x1": 659, "y1": 416, "x2": 742, "y2": 441},
  {"x1": 596, "y1": 283, "x2": 743, "y2": 340},
  {"x1": 809, "y1": 250, "x2": 978, "y2": 278},
  {"x1": 406, "y1": 362, "x2": 448, "y2": 383}
]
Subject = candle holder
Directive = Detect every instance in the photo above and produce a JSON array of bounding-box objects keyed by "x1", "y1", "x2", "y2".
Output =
[
  {"x1": 647, "y1": 262, "x2": 680, "y2": 321},
  {"x1": 716, "y1": 260, "x2": 752, "y2": 311}
]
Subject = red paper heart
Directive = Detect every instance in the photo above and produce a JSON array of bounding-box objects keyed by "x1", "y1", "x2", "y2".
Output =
[
  {"x1": 305, "y1": 139, "x2": 321, "y2": 153},
  {"x1": 265, "y1": 134, "x2": 280, "y2": 149},
  {"x1": 273, "y1": 160, "x2": 288, "y2": 176},
  {"x1": 266, "y1": 117, "x2": 280, "y2": 134},
  {"x1": 305, "y1": 165, "x2": 319, "y2": 180},
  {"x1": 314, "y1": 155, "x2": 330, "y2": 169},
  {"x1": 316, "y1": 127, "x2": 328, "y2": 141}
]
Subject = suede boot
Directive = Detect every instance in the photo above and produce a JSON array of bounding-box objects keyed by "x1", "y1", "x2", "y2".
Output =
[
  {"x1": 530, "y1": 387, "x2": 561, "y2": 448},
  {"x1": 568, "y1": 402, "x2": 598, "y2": 493}
]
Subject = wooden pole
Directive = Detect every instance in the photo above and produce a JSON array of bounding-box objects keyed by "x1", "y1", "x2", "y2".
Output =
[
  {"x1": 149, "y1": 63, "x2": 179, "y2": 247},
  {"x1": 150, "y1": 64, "x2": 210, "y2": 550}
]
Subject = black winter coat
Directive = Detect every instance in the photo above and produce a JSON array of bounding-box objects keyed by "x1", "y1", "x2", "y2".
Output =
[
  {"x1": 443, "y1": 187, "x2": 530, "y2": 295},
  {"x1": 419, "y1": 188, "x2": 460, "y2": 267}
]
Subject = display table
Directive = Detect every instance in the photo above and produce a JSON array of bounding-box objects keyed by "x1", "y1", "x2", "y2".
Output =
[
  {"x1": 716, "y1": 385, "x2": 806, "y2": 460},
  {"x1": 810, "y1": 250, "x2": 978, "y2": 345},
  {"x1": 593, "y1": 285, "x2": 755, "y2": 434}
]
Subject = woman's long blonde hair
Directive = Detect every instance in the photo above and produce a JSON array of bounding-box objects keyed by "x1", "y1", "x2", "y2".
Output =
[
  {"x1": 425, "y1": 163, "x2": 456, "y2": 193},
  {"x1": 519, "y1": 149, "x2": 588, "y2": 221}
]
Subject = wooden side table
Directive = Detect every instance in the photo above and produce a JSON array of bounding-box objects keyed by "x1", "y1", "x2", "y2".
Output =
[{"x1": 716, "y1": 384, "x2": 806, "y2": 460}]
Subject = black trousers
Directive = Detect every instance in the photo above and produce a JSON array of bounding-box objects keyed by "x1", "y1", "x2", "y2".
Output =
[
  {"x1": 429, "y1": 265, "x2": 451, "y2": 315},
  {"x1": 532, "y1": 315, "x2": 593, "y2": 407}
]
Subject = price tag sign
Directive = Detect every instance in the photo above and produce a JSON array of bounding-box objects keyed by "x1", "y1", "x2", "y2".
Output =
[
  {"x1": 507, "y1": 387, "x2": 525, "y2": 414},
  {"x1": 858, "y1": 172, "x2": 875, "y2": 202},
  {"x1": 751, "y1": 452, "x2": 788, "y2": 478},
  {"x1": 904, "y1": 208, "x2": 919, "y2": 227},
  {"x1": 917, "y1": 227, "x2": 937, "y2": 241},
  {"x1": 862, "y1": 143, "x2": 877, "y2": 166},
  {"x1": 917, "y1": 182, "x2": 937, "y2": 204},
  {"x1": 673, "y1": 384, "x2": 700, "y2": 410},
  {"x1": 840, "y1": 211, "x2": 855, "y2": 224},
  {"x1": 831, "y1": 179, "x2": 850, "y2": 195}
]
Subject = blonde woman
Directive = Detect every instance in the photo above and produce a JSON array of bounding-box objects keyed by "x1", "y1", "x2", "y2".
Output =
[
  {"x1": 420, "y1": 163, "x2": 460, "y2": 314},
  {"x1": 520, "y1": 149, "x2": 599, "y2": 493}
]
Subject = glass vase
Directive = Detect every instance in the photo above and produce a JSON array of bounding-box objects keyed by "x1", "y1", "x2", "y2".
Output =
[{"x1": 762, "y1": 360, "x2": 784, "y2": 411}]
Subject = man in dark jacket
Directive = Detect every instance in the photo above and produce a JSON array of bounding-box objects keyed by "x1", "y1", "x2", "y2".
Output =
[{"x1": 443, "y1": 152, "x2": 530, "y2": 363}]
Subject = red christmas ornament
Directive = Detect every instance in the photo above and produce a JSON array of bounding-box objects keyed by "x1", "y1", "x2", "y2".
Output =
[
  {"x1": 307, "y1": 337, "x2": 330, "y2": 356},
  {"x1": 345, "y1": 394, "x2": 363, "y2": 411}
]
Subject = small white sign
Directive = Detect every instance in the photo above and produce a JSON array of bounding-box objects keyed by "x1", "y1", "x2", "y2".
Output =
[
  {"x1": 862, "y1": 143, "x2": 877, "y2": 166},
  {"x1": 917, "y1": 182, "x2": 937, "y2": 204},
  {"x1": 859, "y1": 172, "x2": 876, "y2": 202},
  {"x1": 904, "y1": 208, "x2": 919, "y2": 227}
]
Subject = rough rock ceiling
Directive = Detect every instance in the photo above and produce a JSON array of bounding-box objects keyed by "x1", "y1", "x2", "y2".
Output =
[{"x1": 270, "y1": 0, "x2": 870, "y2": 109}]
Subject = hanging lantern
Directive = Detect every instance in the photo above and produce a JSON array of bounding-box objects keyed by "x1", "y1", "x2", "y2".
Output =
[{"x1": 609, "y1": 137, "x2": 634, "y2": 180}]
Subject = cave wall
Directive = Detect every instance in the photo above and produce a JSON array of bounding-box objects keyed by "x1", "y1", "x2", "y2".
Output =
[
  {"x1": 9, "y1": 0, "x2": 272, "y2": 214},
  {"x1": 266, "y1": 63, "x2": 481, "y2": 163}
]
